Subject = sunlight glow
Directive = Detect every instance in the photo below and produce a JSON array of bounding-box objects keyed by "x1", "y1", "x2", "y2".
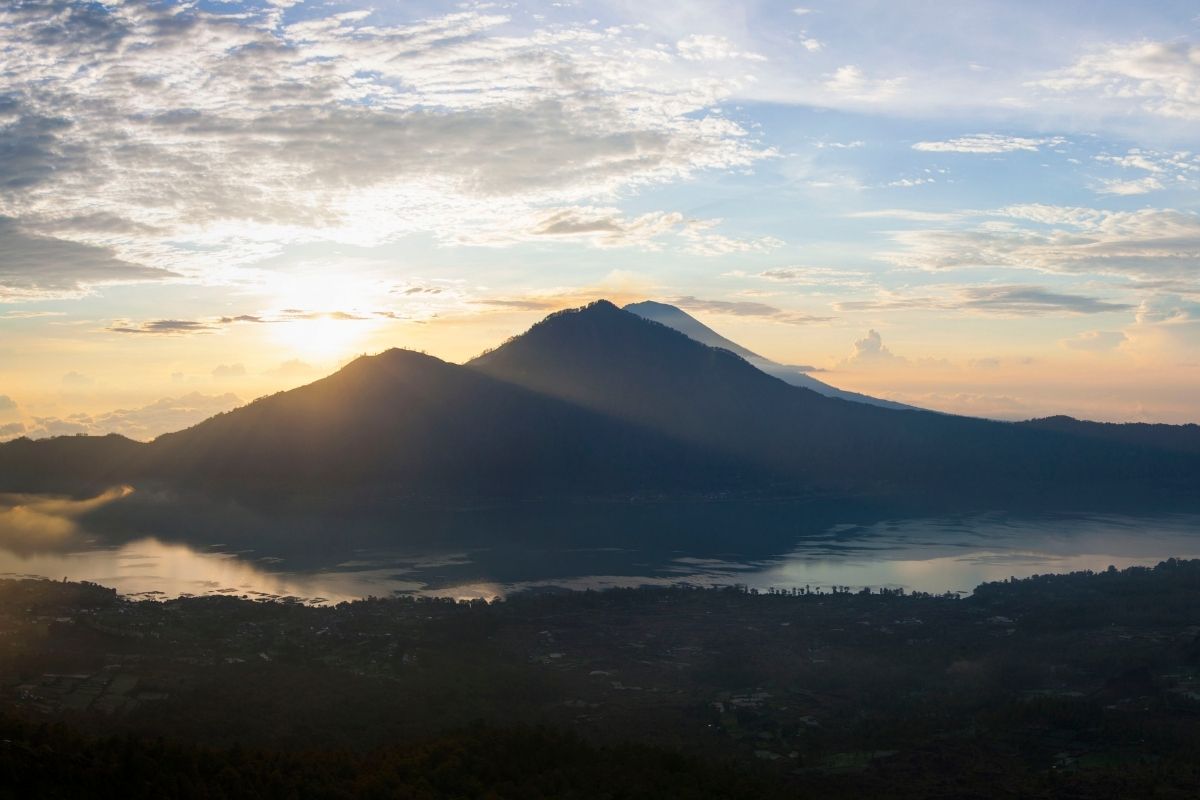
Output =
[{"x1": 271, "y1": 316, "x2": 373, "y2": 361}]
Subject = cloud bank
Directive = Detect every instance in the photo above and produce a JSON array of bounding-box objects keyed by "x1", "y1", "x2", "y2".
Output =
[{"x1": 0, "y1": 2, "x2": 774, "y2": 300}]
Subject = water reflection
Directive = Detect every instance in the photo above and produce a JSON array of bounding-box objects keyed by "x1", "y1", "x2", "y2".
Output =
[
  {"x1": 0, "y1": 538, "x2": 408, "y2": 604},
  {"x1": 0, "y1": 509, "x2": 1198, "y2": 603}
]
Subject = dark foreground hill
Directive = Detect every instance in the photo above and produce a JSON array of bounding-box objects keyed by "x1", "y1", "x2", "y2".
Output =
[{"x1": 1, "y1": 300, "x2": 1198, "y2": 512}]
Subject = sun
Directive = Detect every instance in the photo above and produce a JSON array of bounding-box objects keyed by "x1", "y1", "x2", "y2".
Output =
[{"x1": 271, "y1": 316, "x2": 372, "y2": 361}]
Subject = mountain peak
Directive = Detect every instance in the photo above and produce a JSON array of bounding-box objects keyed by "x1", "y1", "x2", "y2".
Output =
[
  {"x1": 623, "y1": 300, "x2": 681, "y2": 316},
  {"x1": 540, "y1": 298, "x2": 623, "y2": 323},
  {"x1": 476, "y1": 299, "x2": 718, "y2": 369},
  {"x1": 623, "y1": 300, "x2": 761, "y2": 361}
]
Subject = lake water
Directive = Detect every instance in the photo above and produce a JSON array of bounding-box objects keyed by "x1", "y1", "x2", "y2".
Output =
[{"x1": 2, "y1": 490, "x2": 1198, "y2": 603}]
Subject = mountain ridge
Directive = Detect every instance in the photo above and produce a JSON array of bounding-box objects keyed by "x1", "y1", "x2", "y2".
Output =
[
  {"x1": 623, "y1": 300, "x2": 918, "y2": 412},
  {"x1": 2, "y1": 300, "x2": 1198, "y2": 512}
]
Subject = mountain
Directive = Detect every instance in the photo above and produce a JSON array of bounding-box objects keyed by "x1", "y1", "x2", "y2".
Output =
[
  {"x1": 0, "y1": 433, "x2": 145, "y2": 494},
  {"x1": 623, "y1": 300, "x2": 917, "y2": 411},
  {"x1": 471, "y1": 301, "x2": 1199, "y2": 507},
  {"x1": 0, "y1": 349, "x2": 755, "y2": 501},
  {"x1": 1018, "y1": 415, "x2": 1200, "y2": 455},
  {"x1": 3, "y1": 300, "x2": 1199, "y2": 513}
]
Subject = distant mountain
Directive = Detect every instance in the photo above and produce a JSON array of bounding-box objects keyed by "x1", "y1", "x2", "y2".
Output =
[
  {"x1": 0, "y1": 433, "x2": 144, "y2": 494},
  {"x1": 1019, "y1": 415, "x2": 1200, "y2": 455},
  {"x1": 623, "y1": 300, "x2": 917, "y2": 411},
  {"x1": 2, "y1": 300, "x2": 1198, "y2": 513},
  {"x1": 471, "y1": 301, "x2": 1199, "y2": 507}
]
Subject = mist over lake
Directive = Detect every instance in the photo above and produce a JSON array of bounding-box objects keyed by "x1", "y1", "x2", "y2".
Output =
[{"x1": 4, "y1": 491, "x2": 1197, "y2": 603}]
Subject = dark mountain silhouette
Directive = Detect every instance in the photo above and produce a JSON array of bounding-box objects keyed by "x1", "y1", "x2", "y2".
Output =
[
  {"x1": 1019, "y1": 415, "x2": 1200, "y2": 455},
  {"x1": 0, "y1": 349, "x2": 755, "y2": 500},
  {"x1": 471, "y1": 301, "x2": 1199, "y2": 508},
  {"x1": 624, "y1": 300, "x2": 917, "y2": 411},
  {"x1": 1, "y1": 300, "x2": 1198, "y2": 512},
  {"x1": 0, "y1": 433, "x2": 144, "y2": 494}
]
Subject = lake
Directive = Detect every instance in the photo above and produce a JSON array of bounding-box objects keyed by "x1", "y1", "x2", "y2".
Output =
[{"x1": 2, "y1": 490, "x2": 1198, "y2": 602}]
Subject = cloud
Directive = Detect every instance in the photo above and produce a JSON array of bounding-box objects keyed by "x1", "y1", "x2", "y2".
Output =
[
  {"x1": 840, "y1": 329, "x2": 904, "y2": 367},
  {"x1": 1090, "y1": 148, "x2": 1198, "y2": 195},
  {"x1": 108, "y1": 319, "x2": 219, "y2": 335},
  {"x1": 912, "y1": 134, "x2": 1065, "y2": 154},
  {"x1": 834, "y1": 285, "x2": 1132, "y2": 316},
  {"x1": 0, "y1": 3, "x2": 773, "y2": 287},
  {"x1": 466, "y1": 205, "x2": 781, "y2": 254},
  {"x1": 1097, "y1": 151, "x2": 1176, "y2": 174},
  {"x1": 846, "y1": 209, "x2": 965, "y2": 222},
  {"x1": 477, "y1": 298, "x2": 563, "y2": 311},
  {"x1": 1134, "y1": 295, "x2": 1200, "y2": 325},
  {"x1": 107, "y1": 309, "x2": 392, "y2": 335},
  {"x1": 823, "y1": 65, "x2": 905, "y2": 102},
  {"x1": 1060, "y1": 330, "x2": 1128, "y2": 351},
  {"x1": 1094, "y1": 176, "x2": 1164, "y2": 195},
  {"x1": 880, "y1": 204, "x2": 1200, "y2": 282},
  {"x1": 955, "y1": 285, "x2": 1132, "y2": 315},
  {"x1": 61, "y1": 371, "x2": 92, "y2": 386},
  {"x1": 754, "y1": 266, "x2": 871, "y2": 287},
  {"x1": 676, "y1": 219, "x2": 784, "y2": 256},
  {"x1": 0, "y1": 487, "x2": 132, "y2": 551},
  {"x1": 832, "y1": 329, "x2": 956, "y2": 372},
  {"x1": 968, "y1": 357, "x2": 1002, "y2": 370},
  {"x1": 22, "y1": 392, "x2": 241, "y2": 441},
  {"x1": 676, "y1": 34, "x2": 765, "y2": 62},
  {"x1": 0, "y1": 310, "x2": 66, "y2": 319},
  {"x1": 885, "y1": 176, "x2": 935, "y2": 188},
  {"x1": 670, "y1": 295, "x2": 832, "y2": 324},
  {"x1": 0, "y1": 218, "x2": 177, "y2": 301},
  {"x1": 267, "y1": 359, "x2": 316, "y2": 378},
  {"x1": 212, "y1": 363, "x2": 246, "y2": 379},
  {"x1": 525, "y1": 207, "x2": 687, "y2": 247},
  {"x1": 1035, "y1": 40, "x2": 1200, "y2": 120},
  {"x1": 0, "y1": 395, "x2": 16, "y2": 412},
  {"x1": 0, "y1": 422, "x2": 25, "y2": 437}
]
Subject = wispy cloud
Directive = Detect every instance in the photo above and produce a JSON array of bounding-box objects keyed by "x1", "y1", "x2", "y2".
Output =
[
  {"x1": 1035, "y1": 40, "x2": 1200, "y2": 120},
  {"x1": 823, "y1": 65, "x2": 905, "y2": 102},
  {"x1": 19, "y1": 392, "x2": 242, "y2": 441},
  {"x1": 676, "y1": 34, "x2": 765, "y2": 62},
  {"x1": 880, "y1": 205, "x2": 1200, "y2": 283},
  {"x1": 107, "y1": 308, "x2": 397, "y2": 335},
  {"x1": 461, "y1": 205, "x2": 782, "y2": 254},
  {"x1": 912, "y1": 134, "x2": 1066, "y2": 154},
  {"x1": 670, "y1": 295, "x2": 832, "y2": 324},
  {"x1": 1093, "y1": 176, "x2": 1164, "y2": 195},
  {"x1": 108, "y1": 319, "x2": 219, "y2": 335},
  {"x1": 835, "y1": 285, "x2": 1133, "y2": 316},
  {"x1": 1061, "y1": 330, "x2": 1128, "y2": 351}
]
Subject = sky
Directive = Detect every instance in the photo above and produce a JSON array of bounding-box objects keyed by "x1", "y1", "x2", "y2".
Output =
[{"x1": 1, "y1": 0, "x2": 1199, "y2": 440}]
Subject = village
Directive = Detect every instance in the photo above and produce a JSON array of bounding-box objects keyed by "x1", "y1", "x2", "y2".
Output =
[{"x1": 3, "y1": 562, "x2": 1200, "y2": 784}]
